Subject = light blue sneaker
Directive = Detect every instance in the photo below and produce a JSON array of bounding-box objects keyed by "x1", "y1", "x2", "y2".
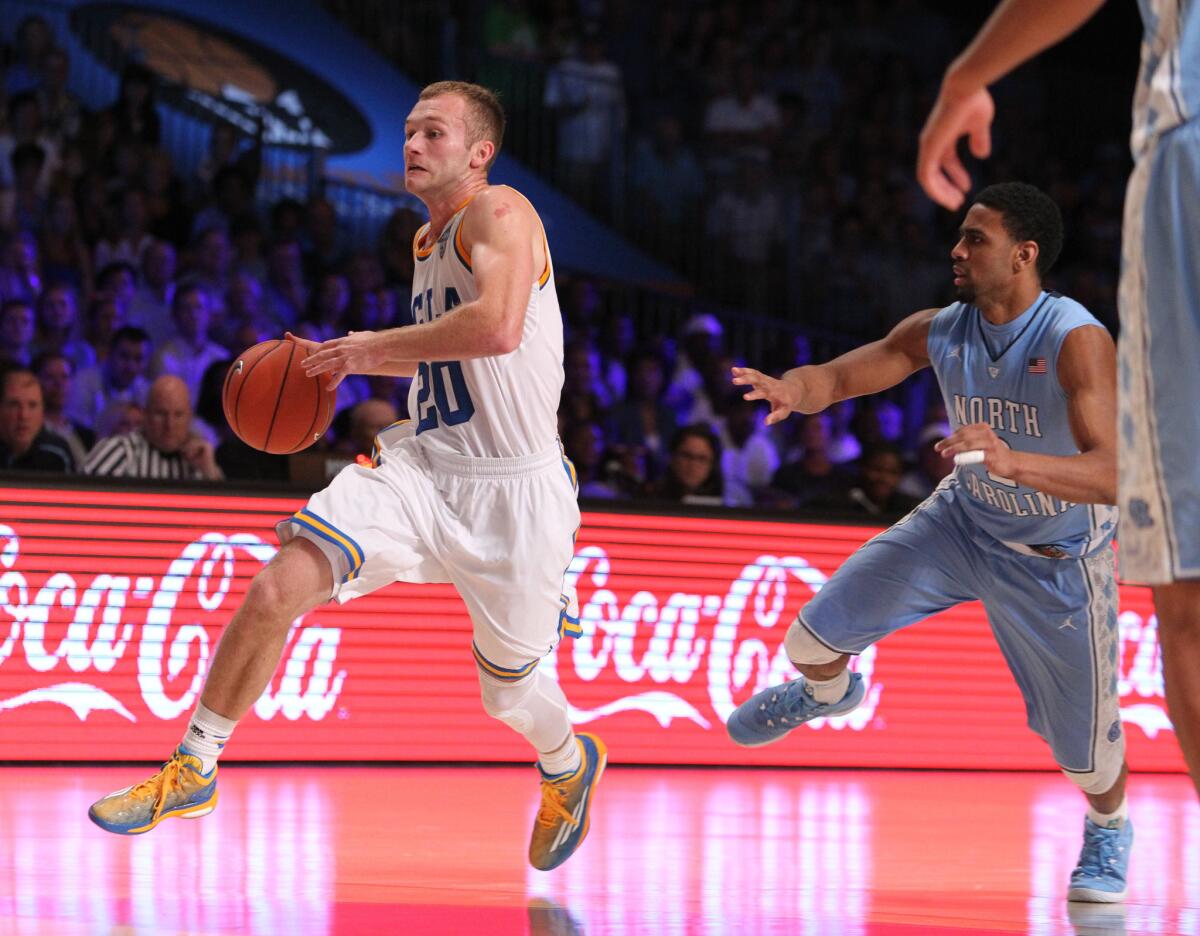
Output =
[
  {"x1": 1068, "y1": 817, "x2": 1133, "y2": 903},
  {"x1": 726, "y1": 672, "x2": 865, "y2": 747}
]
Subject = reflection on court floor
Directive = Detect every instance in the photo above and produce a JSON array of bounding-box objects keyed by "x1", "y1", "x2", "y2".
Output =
[{"x1": 0, "y1": 767, "x2": 1195, "y2": 934}]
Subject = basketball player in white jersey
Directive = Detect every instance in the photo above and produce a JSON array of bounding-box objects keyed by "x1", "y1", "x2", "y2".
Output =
[
  {"x1": 89, "y1": 81, "x2": 605, "y2": 872},
  {"x1": 914, "y1": 0, "x2": 1200, "y2": 802}
]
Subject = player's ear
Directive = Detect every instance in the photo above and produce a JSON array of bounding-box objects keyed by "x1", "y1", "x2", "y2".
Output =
[
  {"x1": 1015, "y1": 240, "x2": 1038, "y2": 272},
  {"x1": 471, "y1": 139, "x2": 495, "y2": 170}
]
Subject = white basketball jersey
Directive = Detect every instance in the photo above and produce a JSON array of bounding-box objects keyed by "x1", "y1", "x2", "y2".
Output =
[{"x1": 407, "y1": 189, "x2": 563, "y2": 459}]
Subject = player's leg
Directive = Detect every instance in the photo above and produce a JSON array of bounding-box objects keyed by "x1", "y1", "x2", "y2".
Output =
[
  {"x1": 444, "y1": 448, "x2": 602, "y2": 871},
  {"x1": 1117, "y1": 119, "x2": 1200, "y2": 797},
  {"x1": 1153, "y1": 580, "x2": 1200, "y2": 796},
  {"x1": 980, "y1": 544, "x2": 1131, "y2": 902},
  {"x1": 727, "y1": 489, "x2": 978, "y2": 746},
  {"x1": 89, "y1": 452, "x2": 441, "y2": 835},
  {"x1": 88, "y1": 537, "x2": 333, "y2": 835}
]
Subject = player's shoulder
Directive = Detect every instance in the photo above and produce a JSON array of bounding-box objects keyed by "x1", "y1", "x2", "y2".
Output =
[
  {"x1": 1043, "y1": 291, "x2": 1106, "y2": 332},
  {"x1": 467, "y1": 185, "x2": 540, "y2": 225}
]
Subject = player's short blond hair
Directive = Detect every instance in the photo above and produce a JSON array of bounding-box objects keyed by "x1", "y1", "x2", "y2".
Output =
[{"x1": 418, "y1": 81, "x2": 505, "y2": 170}]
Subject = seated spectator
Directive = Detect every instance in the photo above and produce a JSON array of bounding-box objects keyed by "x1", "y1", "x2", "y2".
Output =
[
  {"x1": 665, "y1": 313, "x2": 724, "y2": 426},
  {"x1": 771, "y1": 412, "x2": 846, "y2": 507},
  {"x1": 108, "y1": 63, "x2": 160, "y2": 147},
  {"x1": 69, "y1": 324, "x2": 151, "y2": 431},
  {"x1": 702, "y1": 61, "x2": 780, "y2": 176},
  {"x1": 810, "y1": 442, "x2": 921, "y2": 517},
  {"x1": 641, "y1": 423, "x2": 728, "y2": 507},
  {"x1": 84, "y1": 374, "x2": 222, "y2": 480},
  {"x1": 152, "y1": 282, "x2": 230, "y2": 402},
  {"x1": 95, "y1": 261, "x2": 137, "y2": 321},
  {"x1": 5, "y1": 15, "x2": 54, "y2": 96},
  {"x1": 302, "y1": 197, "x2": 347, "y2": 280},
  {"x1": 898, "y1": 422, "x2": 955, "y2": 500},
  {"x1": 36, "y1": 47, "x2": 83, "y2": 144},
  {"x1": 543, "y1": 22, "x2": 626, "y2": 216},
  {"x1": 630, "y1": 115, "x2": 704, "y2": 232},
  {"x1": 0, "y1": 367, "x2": 73, "y2": 471},
  {"x1": 34, "y1": 283, "x2": 95, "y2": 373},
  {"x1": 2, "y1": 142, "x2": 48, "y2": 233},
  {"x1": 94, "y1": 188, "x2": 154, "y2": 274},
  {"x1": 332, "y1": 397, "x2": 399, "y2": 461},
  {"x1": 608, "y1": 348, "x2": 677, "y2": 480},
  {"x1": 0, "y1": 230, "x2": 43, "y2": 304},
  {"x1": 0, "y1": 299, "x2": 36, "y2": 368},
  {"x1": 0, "y1": 91, "x2": 60, "y2": 195},
  {"x1": 39, "y1": 191, "x2": 93, "y2": 294},
  {"x1": 129, "y1": 239, "x2": 177, "y2": 346},
  {"x1": 718, "y1": 392, "x2": 779, "y2": 506},
  {"x1": 563, "y1": 420, "x2": 623, "y2": 499},
  {"x1": 300, "y1": 272, "x2": 351, "y2": 344},
  {"x1": 33, "y1": 351, "x2": 94, "y2": 466},
  {"x1": 192, "y1": 358, "x2": 234, "y2": 446},
  {"x1": 262, "y1": 237, "x2": 308, "y2": 330}
]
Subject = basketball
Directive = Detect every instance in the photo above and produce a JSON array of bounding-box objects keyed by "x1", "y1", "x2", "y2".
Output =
[{"x1": 222, "y1": 339, "x2": 336, "y2": 454}]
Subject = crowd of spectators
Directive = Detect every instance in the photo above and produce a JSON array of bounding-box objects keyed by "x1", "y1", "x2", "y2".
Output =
[{"x1": 0, "y1": 4, "x2": 1128, "y2": 518}]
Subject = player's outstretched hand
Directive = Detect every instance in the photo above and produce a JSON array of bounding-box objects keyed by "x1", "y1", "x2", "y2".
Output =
[
  {"x1": 935, "y1": 422, "x2": 1017, "y2": 479},
  {"x1": 731, "y1": 366, "x2": 798, "y2": 426},
  {"x1": 300, "y1": 331, "x2": 383, "y2": 389},
  {"x1": 917, "y1": 85, "x2": 995, "y2": 211}
]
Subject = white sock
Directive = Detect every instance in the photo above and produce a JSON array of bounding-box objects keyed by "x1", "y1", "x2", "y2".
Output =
[
  {"x1": 182, "y1": 703, "x2": 238, "y2": 774},
  {"x1": 1087, "y1": 796, "x2": 1128, "y2": 829},
  {"x1": 806, "y1": 669, "x2": 850, "y2": 704},
  {"x1": 539, "y1": 731, "x2": 582, "y2": 778}
]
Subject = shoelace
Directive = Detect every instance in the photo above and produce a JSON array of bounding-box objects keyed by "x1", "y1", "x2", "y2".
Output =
[
  {"x1": 128, "y1": 753, "x2": 187, "y2": 823},
  {"x1": 536, "y1": 779, "x2": 579, "y2": 830},
  {"x1": 1077, "y1": 828, "x2": 1123, "y2": 878},
  {"x1": 761, "y1": 681, "x2": 820, "y2": 725}
]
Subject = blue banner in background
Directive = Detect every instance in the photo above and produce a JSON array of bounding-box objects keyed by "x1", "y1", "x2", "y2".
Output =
[{"x1": 7, "y1": 0, "x2": 681, "y2": 288}]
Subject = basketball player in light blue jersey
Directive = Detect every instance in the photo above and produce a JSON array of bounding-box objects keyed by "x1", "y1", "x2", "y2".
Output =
[
  {"x1": 727, "y1": 183, "x2": 1132, "y2": 903},
  {"x1": 916, "y1": 0, "x2": 1200, "y2": 805}
]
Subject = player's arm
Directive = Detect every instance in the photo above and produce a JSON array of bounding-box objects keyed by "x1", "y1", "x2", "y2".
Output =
[
  {"x1": 917, "y1": 0, "x2": 1107, "y2": 210},
  {"x1": 302, "y1": 189, "x2": 535, "y2": 388},
  {"x1": 733, "y1": 309, "x2": 935, "y2": 425},
  {"x1": 936, "y1": 325, "x2": 1117, "y2": 504},
  {"x1": 285, "y1": 333, "x2": 417, "y2": 378}
]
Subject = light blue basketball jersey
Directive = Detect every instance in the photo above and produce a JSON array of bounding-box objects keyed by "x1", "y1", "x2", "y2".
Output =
[
  {"x1": 1132, "y1": 0, "x2": 1200, "y2": 158},
  {"x1": 928, "y1": 292, "x2": 1117, "y2": 557}
]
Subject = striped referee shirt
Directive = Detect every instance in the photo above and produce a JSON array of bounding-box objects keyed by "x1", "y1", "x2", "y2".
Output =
[{"x1": 83, "y1": 430, "x2": 202, "y2": 480}]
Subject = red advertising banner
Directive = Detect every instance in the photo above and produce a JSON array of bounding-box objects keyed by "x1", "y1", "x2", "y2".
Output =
[{"x1": 0, "y1": 484, "x2": 1182, "y2": 771}]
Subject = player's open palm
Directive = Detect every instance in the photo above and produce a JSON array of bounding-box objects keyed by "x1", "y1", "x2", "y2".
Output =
[{"x1": 731, "y1": 366, "x2": 799, "y2": 425}]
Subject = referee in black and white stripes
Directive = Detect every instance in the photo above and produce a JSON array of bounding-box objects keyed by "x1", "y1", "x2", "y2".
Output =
[{"x1": 84, "y1": 375, "x2": 223, "y2": 481}]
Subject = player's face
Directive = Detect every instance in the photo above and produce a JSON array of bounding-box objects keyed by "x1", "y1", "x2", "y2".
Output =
[
  {"x1": 949, "y1": 204, "x2": 1016, "y2": 302},
  {"x1": 403, "y1": 96, "x2": 478, "y2": 197}
]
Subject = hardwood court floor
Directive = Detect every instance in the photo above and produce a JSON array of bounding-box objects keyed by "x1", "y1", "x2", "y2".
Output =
[{"x1": 0, "y1": 766, "x2": 1194, "y2": 935}]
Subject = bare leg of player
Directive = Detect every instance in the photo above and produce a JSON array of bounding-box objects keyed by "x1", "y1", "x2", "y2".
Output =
[
  {"x1": 88, "y1": 537, "x2": 334, "y2": 834},
  {"x1": 200, "y1": 537, "x2": 334, "y2": 719},
  {"x1": 1154, "y1": 580, "x2": 1200, "y2": 797}
]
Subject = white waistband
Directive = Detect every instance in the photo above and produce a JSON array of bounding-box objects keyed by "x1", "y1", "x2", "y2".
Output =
[{"x1": 421, "y1": 442, "x2": 562, "y2": 479}]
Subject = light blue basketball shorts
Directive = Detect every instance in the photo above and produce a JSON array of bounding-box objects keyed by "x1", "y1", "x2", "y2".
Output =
[
  {"x1": 800, "y1": 484, "x2": 1124, "y2": 785},
  {"x1": 1118, "y1": 117, "x2": 1200, "y2": 583}
]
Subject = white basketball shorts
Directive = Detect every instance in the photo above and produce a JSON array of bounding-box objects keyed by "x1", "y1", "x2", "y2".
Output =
[{"x1": 278, "y1": 431, "x2": 582, "y2": 677}]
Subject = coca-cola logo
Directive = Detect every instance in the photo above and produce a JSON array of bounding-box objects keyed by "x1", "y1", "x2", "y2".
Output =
[
  {"x1": 542, "y1": 546, "x2": 883, "y2": 732},
  {"x1": 0, "y1": 524, "x2": 345, "y2": 724}
]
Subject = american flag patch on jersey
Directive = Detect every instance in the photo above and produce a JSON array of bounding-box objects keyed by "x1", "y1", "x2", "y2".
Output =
[{"x1": 1027, "y1": 357, "x2": 1047, "y2": 374}]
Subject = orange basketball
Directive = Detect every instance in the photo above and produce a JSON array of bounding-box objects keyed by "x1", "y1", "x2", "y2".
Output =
[{"x1": 222, "y1": 339, "x2": 336, "y2": 454}]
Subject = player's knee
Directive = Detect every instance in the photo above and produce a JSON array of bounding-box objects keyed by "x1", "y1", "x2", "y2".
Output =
[
  {"x1": 1061, "y1": 757, "x2": 1124, "y2": 796},
  {"x1": 479, "y1": 670, "x2": 535, "y2": 734},
  {"x1": 785, "y1": 615, "x2": 844, "y2": 666}
]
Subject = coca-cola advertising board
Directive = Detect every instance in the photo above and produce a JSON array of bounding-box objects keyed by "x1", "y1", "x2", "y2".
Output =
[{"x1": 0, "y1": 484, "x2": 1183, "y2": 770}]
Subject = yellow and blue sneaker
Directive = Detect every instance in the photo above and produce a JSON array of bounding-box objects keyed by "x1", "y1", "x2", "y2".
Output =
[
  {"x1": 88, "y1": 747, "x2": 218, "y2": 835},
  {"x1": 529, "y1": 733, "x2": 606, "y2": 871}
]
